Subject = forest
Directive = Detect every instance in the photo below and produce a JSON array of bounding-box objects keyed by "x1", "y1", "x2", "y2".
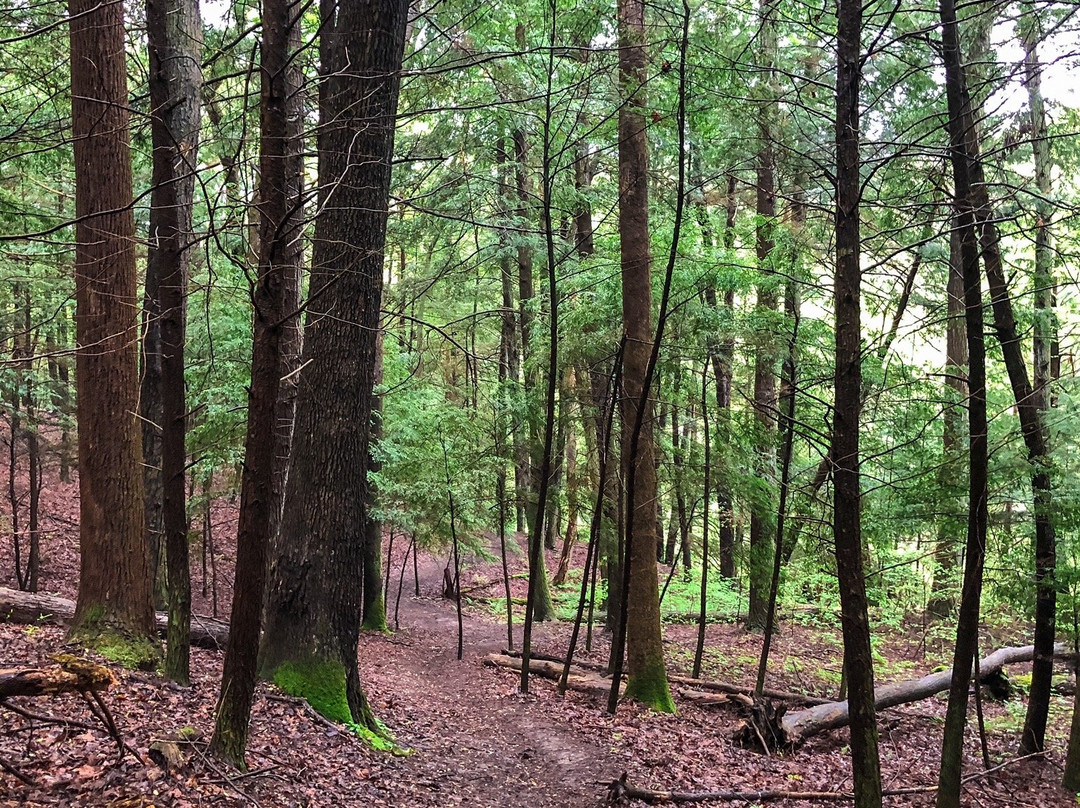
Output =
[{"x1": 0, "y1": 0, "x2": 1079, "y2": 804}]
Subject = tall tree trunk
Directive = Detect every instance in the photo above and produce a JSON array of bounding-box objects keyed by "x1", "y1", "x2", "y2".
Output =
[
  {"x1": 67, "y1": 0, "x2": 157, "y2": 660},
  {"x1": 514, "y1": 128, "x2": 536, "y2": 536},
  {"x1": 747, "y1": 0, "x2": 778, "y2": 632},
  {"x1": 260, "y1": 0, "x2": 409, "y2": 734},
  {"x1": 147, "y1": 0, "x2": 202, "y2": 686},
  {"x1": 936, "y1": 0, "x2": 990, "y2": 800},
  {"x1": 613, "y1": 0, "x2": 674, "y2": 713},
  {"x1": 834, "y1": 0, "x2": 882, "y2": 801},
  {"x1": 267, "y1": 16, "x2": 306, "y2": 555},
  {"x1": 209, "y1": 0, "x2": 300, "y2": 769},
  {"x1": 1019, "y1": 15, "x2": 1057, "y2": 756},
  {"x1": 928, "y1": 229, "x2": 966, "y2": 618}
]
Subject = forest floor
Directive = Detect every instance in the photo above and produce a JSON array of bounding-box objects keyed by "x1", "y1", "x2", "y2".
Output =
[{"x1": 1, "y1": 469, "x2": 1078, "y2": 806}]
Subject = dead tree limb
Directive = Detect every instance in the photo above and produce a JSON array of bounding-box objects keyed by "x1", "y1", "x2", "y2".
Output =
[
  {"x1": 0, "y1": 586, "x2": 229, "y2": 649},
  {"x1": 0, "y1": 659, "x2": 113, "y2": 698},
  {"x1": 484, "y1": 653, "x2": 621, "y2": 698},
  {"x1": 740, "y1": 644, "x2": 1064, "y2": 748}
]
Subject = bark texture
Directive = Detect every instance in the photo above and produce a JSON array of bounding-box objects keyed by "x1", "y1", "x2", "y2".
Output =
[
  {"x1": 67, "y1": 0, "x2": 157, "y2": 655},
  {"x1": 260, "y1": 0, "x2": 410, "y2": 732},
  {"x1": 615, "y1": 0, "x2": 673, "y2": 713},
  {"x1": 146, "y1": 0, "x2": 203, "y2": 686},
  {"x1": 833, "y1": 0, "x2": 882, "y2": 801},
  {"x1": 209, "y1": 0, "x2": 299, "y2": 768}
]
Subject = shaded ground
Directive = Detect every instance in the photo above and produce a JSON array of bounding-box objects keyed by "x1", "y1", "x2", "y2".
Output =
[{"x1": 1, "y1": 457, "x2": 1078, "y2": 806}]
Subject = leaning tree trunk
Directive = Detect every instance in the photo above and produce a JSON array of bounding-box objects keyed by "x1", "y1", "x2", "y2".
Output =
[
  {"x1": 260, "y1": 0, "x2": 410, "y2": 734},
  {"x1": 147, "y1": 0, "x2": 202, "y2": 686},
  {"x1": 936, "y1": 0, "x2": 991, "y2": 801},
  {"x1": 67, "y1": 0, "x2": 157, "y2": 660},
  {"x1": 834, "y1": 0, "x2": 882, "y2": 800}
]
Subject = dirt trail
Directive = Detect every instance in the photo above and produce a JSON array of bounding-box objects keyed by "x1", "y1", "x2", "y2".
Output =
[{"x1": 360, "y1": 545, "x2": 614, "y2": 807}]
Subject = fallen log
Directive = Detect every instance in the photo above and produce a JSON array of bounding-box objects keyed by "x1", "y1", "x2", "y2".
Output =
[
  {"x1": 0, "y1": 658, "x2": 114, "y2": 698},
  {"x1": 499, "y1": 651, "x2": 826, "y2": 705},
  {"x1": 484, "y1": 653, "x2": 622, "y2": 698},
  {"x1": 668, "y1": 672, "x2": 830, "y2": 706},
  {"x1": 0, "y1": 586, "x2": 229, "y2": 650},
  {"x1": 741, "y1": 643, "x2": 1065, "y2": 748}
]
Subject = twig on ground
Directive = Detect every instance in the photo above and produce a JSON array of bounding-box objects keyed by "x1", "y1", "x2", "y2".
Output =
[{"x1": 0, "y1": 751, "x2": 36, "y2": 786}]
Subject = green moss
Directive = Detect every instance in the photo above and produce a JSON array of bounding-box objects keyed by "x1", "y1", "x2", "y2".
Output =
[
  {"x1": 69, "y1": 623, "x2": 160, "y2": 671},
  {"x1": 272, "y1": 659, "x2": 353, "y2": 724},
  {"x1": 623, "y1": 659, "x2": 677, "y2": 714},
  {"x1": 361, "y1": 597, "x2": 389, "y2": 633},
  {"x1": 271, "y1": 659, "x2": 408, "y2": 753}
]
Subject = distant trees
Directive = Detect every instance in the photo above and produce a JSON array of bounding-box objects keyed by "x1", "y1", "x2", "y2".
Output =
[{"x1": 66, "y1": 0, "x2": 157, "y2": 661}]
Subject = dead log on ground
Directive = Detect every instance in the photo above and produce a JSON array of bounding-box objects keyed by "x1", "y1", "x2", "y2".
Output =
[
  {"x1": 0, "y1": 586, "x2": 229, "y2": 649},
  {"x1": 0, "y1": 658, "x2": 114, "y2": 698},
  {"x1": 484, "y1": 653, "x2": 622, "y2": 698},
  {"x1": 738, "y1": 643, "x2": 1065, "y2": 749},
  {"x1": 498, "y1": 651, "x2": 826, "y2": 705}
]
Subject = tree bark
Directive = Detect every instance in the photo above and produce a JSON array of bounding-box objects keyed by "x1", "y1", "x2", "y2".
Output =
[
  {"x1": 613, "y1": 0, "x2": 674, "y2": 713},
  {"x1": 833, "y1": 0, "x2": 882, "y2": 800},
  {"x1": 936, "y1": 0, "x2": 991, "y2": 800},
  {"x1": 147, "y1": 0, "x2": 203, "y2": 687},
  {"x1": 209, "y1": 0, "x2": 299, "y2": 769},
  {"x1": 259, "y1": 0, "x2": 409, "y2": 735},
  {"x1": 67, "y1": 0, "x2": 157, "y2": 658}
]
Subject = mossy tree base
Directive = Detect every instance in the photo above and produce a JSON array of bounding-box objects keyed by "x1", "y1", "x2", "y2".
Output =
[
  {"x1": 67, "y1": 616, "x2": 160, "y2": 671},
  {"x1": 361, "y1": 596, "x2": 389, "y2": 633},
  {"x1": 624, "y1": 659, "x2": 677, "y2": 714},
  {"x1": 267, "y1": 657, "x2": 399, "y2": 751}
]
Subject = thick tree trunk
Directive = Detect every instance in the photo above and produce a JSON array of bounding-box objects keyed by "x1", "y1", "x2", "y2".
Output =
[
  {"x1": 614, "y1": 0, "x2": 673, "y2": 713},
  {"x1": 209, "y1": 0, "x2": 299, "y2": 769},
  {"x1": 260, "y1": 0, "x2": 409, "y2": 735},
  {"x1": 833, "y1": 0, "x2": 882, "y2": 801},
  {"x1": 147, "y1": 0, "x2": 202, "y2": 687},
  {"x1": 67, "y1": 0, "x2": 157, "y2": 659}
]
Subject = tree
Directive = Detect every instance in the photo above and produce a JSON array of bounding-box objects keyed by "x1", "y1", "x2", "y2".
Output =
[
  {"x1": 209, "y1": 0, "x2": 301, "y2": 767},
  {"x1": 935, "y1": 0, "x2": 991, "y2": 799},
  {"x1": 146, "y1": 0, "x2": 203, "y2": 686},
  {"x1": 66, "y1": 0, "x2": 157, "y2": 663},
  {"x1": 612, "y1": 0, "x2": 674, "y2": 714},
  {"x1": 260, "y1": 0, "x2": 410, "y2": 734},
  {"x1": 833, "y1": 0, "x2": 882, "y2": 801}
]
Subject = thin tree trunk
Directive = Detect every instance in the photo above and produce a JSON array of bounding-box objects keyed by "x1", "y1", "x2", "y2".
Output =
[
  {"x1": 928, "y1": 229, "x2": 967, "y2": 618},
  {"x1": 147, "y1": 0, "x2": 202, "y2": 686},
  {"x1": 209, "y1": 0, "x2": 298, "y2": 767},
  {"x1": 748, "y1": 0, "x2": 779, "y2": 632},
  {"x1": 936, "y1": 0, "x2": 991, "y2": 799},
  {"x1": 834, "y1": 0, "x2": 882, "y2": 800}
]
